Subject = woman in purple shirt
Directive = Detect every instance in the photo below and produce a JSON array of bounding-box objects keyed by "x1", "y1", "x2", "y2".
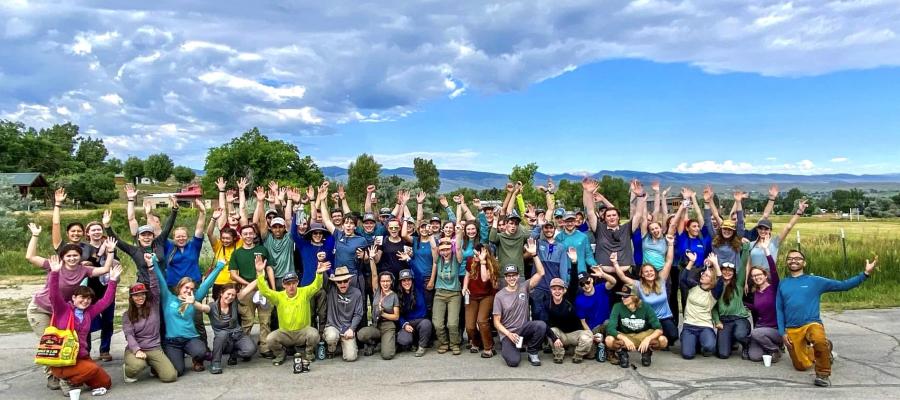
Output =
[
  {"x1": 122, "y1": 254, "x2": 178, "y2": 383},
  {"x1": 743, "y1": 246, "x2": 782, "y2": 362}
]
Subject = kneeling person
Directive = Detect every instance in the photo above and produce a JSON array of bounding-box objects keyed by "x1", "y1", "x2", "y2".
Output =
[
  {"x1": 358, "y1": 249, "x2": 400, "y2": 359},
  {"x1": 605, "y1": 284, "x2": 667, "y2": 368},
  {"x1": 547, "y1": 278, "x2": 592, "y2": 364},
  {"x1": 493, "y1": 238, "x2": 546, "y2": 367},
  {"x1": 323, "y1": 266, "x2": 364, "y2": 361}
]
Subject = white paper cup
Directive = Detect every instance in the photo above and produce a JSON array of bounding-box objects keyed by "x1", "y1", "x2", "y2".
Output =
[
  {"x1": 516, "y1": 336, "x2": 524, "y2": 348},
  {"x1": 762, "y1": 354, "x2": 772, "y2": 367},
  {"x1": 69, "y1": 388, "x2": 81, "y2": 400}
]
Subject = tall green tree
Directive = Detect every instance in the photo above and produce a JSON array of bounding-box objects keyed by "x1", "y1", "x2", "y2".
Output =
[
  {"x1": 413, "y1": 157, "x2": 440, "y2": 195},
  {"x1": 104, "y1": 157, "x2": 123, "y2": 174},
  {"x1": 74, "y1": 136, "x2": 108, "y2": 170},
  {"x1": 347, "y1": 153, "x2": 381, "y2": 206},
  {"x1": 173, "y1": 166, "x2": 196, "y2": 184},
  {"x1": 555, "y1": 179, "x2": 582, "y2": 210},
  {"x1": 201, "y1": 128, "x2": 323, "y2": 197},
  {"x1": 64, "y1": 172, "x2": 118, "y2": 205},
  {"x1": 509, "y1": 163, "x2": 541, "y2": 206},
  {"x1": 598, "y1": 175, "x2": 630, "y2": 215},
  {"x1": 780, "y1": 187, "x2": 807, "y2": 214},
  {"x1": 123, "y1": 156, "x2": 144, "y2": 183},
  {"x1": 144, "y1": 153, "x2": 174, "y2": 182}
]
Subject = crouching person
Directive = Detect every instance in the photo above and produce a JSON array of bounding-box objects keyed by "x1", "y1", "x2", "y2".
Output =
[
  {"x1": 605, "y1": 284, "x2": 667, "y2": 368},
  {"x1": 493, "y1": 239, "x2": 546, "y2": 367},
  {"x1": 123, "y1": 254, "x2": 177, "y2": 383},
  {"x1": 193, "y1": 282, "x2": 258, "y2": 374},
  {"x1": 256, "y1": 255, "x2": 328, "y2": 365}
]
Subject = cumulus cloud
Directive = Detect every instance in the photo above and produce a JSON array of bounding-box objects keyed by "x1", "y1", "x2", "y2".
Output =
[
  {"x1": 674, "y1": 159, "x2": 826, "y2": 174},
  {"x1": 830, "y1": 157, "x2": 849, "y2": 162},
  {"x1": 2, "y1": 0, "x2": 900, "y2": 164}
]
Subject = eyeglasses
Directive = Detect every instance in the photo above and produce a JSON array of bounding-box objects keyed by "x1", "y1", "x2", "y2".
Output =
[
  {"x1": 388, "y1": 226, "x2": 400, "y2": 230},
  {"x1": 580, "y1": 281, "x2": 592, "y2": 287},
  {"x1": 786, "y1": 257, "x2": 805, "y2": 261}
]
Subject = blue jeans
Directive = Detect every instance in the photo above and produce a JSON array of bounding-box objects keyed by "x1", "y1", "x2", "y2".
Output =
[
  {"x1": 88, "y1": 302, "x2": 115, "y2": 353},
  {"x1": 716, "y1": 316, "x2": 751, "y2": 358},
  {"x1": 680, "y1": 324, "x2": 716, "y2": 359},
  {"x1": 659, "y1": 317, "x2": 678, "y2": 346},
  {"x1": 530, "y1": 289, "x2": 551, "y2": 327}
]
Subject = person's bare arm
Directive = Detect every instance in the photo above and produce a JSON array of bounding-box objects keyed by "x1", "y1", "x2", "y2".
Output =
[
  {"x1": 364, "y1": 184, "x2": 375, "y2": 214},
  {"x1": 216, "y1": 176, "x2": 227, "y2": 218},
  {"x1": 237, "y1": 177, "x2": 249, "y2": 226},
  {"x1": 416, "y1": 191, "x2": 426, "y2": 222},
  {"x1": 26, "y1": 223, "x2": 47, "y2": 267},
  {"x1": 208, "y1": 208, "x2": 222, "y2": 246},
  {"x1": 525, "y1": 238, "x2": 544, "y2": 289},
  {"x1": 659, "y1": 234, "x2": 675, "y2": 282},
  {"x1": 762, "y1": 184, "x2": 778, "y2": 219},
  {"x1": 253, "y1": 186, "x2": 268, "y2": 237},
  {"x1": 582, "y1": 178, "x2": 599, "y2": 232},
  {"x1": 193, "y1": 199, "x2": 207, "y2": 238},
  {"x1": 780, "y1": 199, "x2": 809, "y2": 240},
  {"x1": 668, "y1": 202, "x2": 687, "y2": 237},
  {"x1": 338, "y1": 185, "x2": 351, "y2": 215},
  {"x1": 500, "y1": 182, "x2": 514, "y2": 217},
  {"x1": 51, "y1": 187, "x2": 65, "y2": 249},
  {"x1": 125, "y1": 184, "x2": 139, "y2": 235},
  {"x1": 703, "y1": 185, "x2": 723, "y2": 225},
  {"x1": 319, "y1": 183, "x2": 336, "y2": 233}
]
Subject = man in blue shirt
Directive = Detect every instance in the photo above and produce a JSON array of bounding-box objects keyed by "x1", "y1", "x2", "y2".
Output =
[{"x1": 776, "y1": 249, "x2": 878, "y2": 388}]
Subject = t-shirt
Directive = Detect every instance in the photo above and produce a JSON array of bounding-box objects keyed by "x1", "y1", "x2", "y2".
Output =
[
  {"x1": 556, "y1": 229, "x2": 596, "y2": 274},
  {"x1": 33, "y1": 261, "x2": 92, "y2": 311},
  {"x1": 333, "y1": 230, "x2": 369, "y2": 275},
  {"x1": 636, "y1": 280, "x2": 672, "y2": 320},
  {"x1": 435, "y1": 257, "x2": 462, "y2": 291},
  {"x1": 163, "y1": 236, "x2": 203, "y2": 287},
  {"x1": 641, "y1": 233, "x2": 667, "y2": 271},
  {"x1": 378, "y1": 237, "x2": 407, "y2": 279},
  {"x1": 229, "y1": 245, "x2": 271, "y2": 282},
  {"x1": 593, "y1": 221, "x2": 634, "y2": 266},
  {"x1": 676, "y1": 231, "x2": 711, "y2": 266},
  {"x1": 489, "y1": 226, "x2": 529, "y2": 276},
  {"x1": 548, "y1": 299, "x2": 582, "y2": 333},
  {"x1": 326, "y1": 286, "x2": 364, "y2": 333},
  {"x1": 749, "y1": 236, "x2": 781, "y2": 268},
  {"x1": 607, "y1": 302, "x2": 661, "y2": 336},
  {"x1": 263, "y1": 234, "x2": 295, "y2": 279},
  {"x1": 492, "y1": 278, "x2": 531, "y2": 333},
  {"x1": 410, "y1": 236, "x2": 434, "y2": 280},
  {"x1": 465, "y1": 257, "x2": 496, "y2": 298},
  {"x1": 372, "y1": 288, "x2": 399, "y2": 324},
  {"x1": 575, "y1": 284, "x2": 611, "y2": 330},
  {"x1": 212, "y1": 239, "x2": 243, "y2": 285}
]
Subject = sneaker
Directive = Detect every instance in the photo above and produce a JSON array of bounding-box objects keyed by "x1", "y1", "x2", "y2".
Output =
[
  {"x1": 618, "y1": 349, "x2": 629, "y2": 369},
  {"x1": 209, "y1": 362, "x2": 222, "y2": 374},
  {"x1": 58, "y1": 380, "x2": 74, "y2": 397},
  {"x1": 415, "y1": 347, "x2": 427, "y2": 357},
  {"x1": 47, "y1": 375, "x2": 61, "y2": 390},
  {"x1": 451, "y1": 345, "x2": 461, "y2": 355},
  {"x1": 273, "y1": 356, "x2": 286, "y2": 366},
  {"x1": 91, "y1": 387, "x2": 108, "y2": 396},
  {"x1": 123, "y1": 369, "x2": 137, "y2": 383},
  {"x1": 99, "y1": 352, "x2": 113, "y2": 362},
  {"x1": 364, "y1": 345, "x2": 375, "y2": 356},
  {"x1": 470, "y1": 345, "x2": 480, "y2": 354},
  {"x1": 259, "y1": 351, "x2": 276, "y2": 359},
  {"x1": 772, "y1": 351, "x2": 782, "y2": 364},
  {"x1": 814, "y1": 375, "x2": 831, "y2": 387},
  {"x1": 641, "y1": 350, "x2": 653, "y2": 367},
  {"x1": 572, "y1": 356, "x2": 583, "y2": 364},
  {"x1": 528, "y1": 353, "x2": 541, "y2": 366},
  {"x1": 227, "y1": 356, "x2": 238, "y2": 366},
  {"x1": 741, "y1": 348, "x2": 750, "y2": 360}
]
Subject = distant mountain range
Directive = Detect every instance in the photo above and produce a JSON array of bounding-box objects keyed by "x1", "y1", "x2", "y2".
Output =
[{"x1": 321, "y1": 166, "x2": 900, "y2": 193}]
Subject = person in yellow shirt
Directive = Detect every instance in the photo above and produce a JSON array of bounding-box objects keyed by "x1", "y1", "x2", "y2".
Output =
[
  {"x1": 208, "y1": 209, "x2": 242, "y2": 301},
  {"x1": 254, "y1": 253, "x2": 330, "y2": 365}
]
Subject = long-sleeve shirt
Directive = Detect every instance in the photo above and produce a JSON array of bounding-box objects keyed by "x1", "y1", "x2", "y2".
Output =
[
  {"x1": 122, "y1": 267, "x2": 162, "y2": 353},
  {"x1": 489, "y1": 225, "x2": 529, "y2": 276},
  {"x1": 48, "y1": 270, "x2": 118, "y2": 360},
  {"x1": 776, "y1": 272, "x2": 868, "y2": 335},
  {"x1": 107, "y1": 208, "x2": 177, "y2": 283},
  {"x1": 398, "y1": 275, "x2": 428, "y2": 327},
  {"x1": 744, "y1": 254, "x2": 779, "y2": 328},
  {"x1": 163, "y1": 235, "x2": 203, "y2": 288},
  {"x1": 555, "y1": 229, "x2": 596, "y2": 274},
  {"x1": 713, "y1": 244, "x2": 751, "y2": 324},
  {"x1": 535, "y1": 239, "x2": 570, "y2": 291},
  {"x1": 325, "y1": 285, "x2": 364, "y2": 334},
  {"x1": 681, "y1": 267, "x2": 724, "y2": 329},
  {"x1": 257, "y1": 270, "x2": 323, "y2": 331},
  {"x1": 154, "y1": 259, "x2": 224, "y2": 339},
  {"x1": 291, "y1": 213, "x2": 335, "y2": 287}
]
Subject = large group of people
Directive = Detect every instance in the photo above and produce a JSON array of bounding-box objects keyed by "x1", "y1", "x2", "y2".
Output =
[{"x1": 26, "y1": 178, "x2": 880, "y2": 395}]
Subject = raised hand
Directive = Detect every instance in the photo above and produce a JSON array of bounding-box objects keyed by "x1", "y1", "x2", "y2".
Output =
[
  {"x1": 439, "y1": 195, "x2": 449, "y2": 208},
  {"x1": 366, "y1": 184, "x2": 376, "y2": 194},
  {"x1": 316, "y1": 261, "x2": 332, "y2": 274},
  {"x1": 546, "y1": 177, "x2": 555, "y2": 193},
  {"x1": 505, "y1": 182, "x2": 515, "y2": 193},
  {"x1": 194, "y1": 198, "x2": 206, "y2": 213},
  {"x1": 338, "y1": 185, "x2": 347, "y2": 200},
  {"x1": 399, "y1": 190, "x2": 411, "y2": 204},
  {"x1": 865, "y1": 255, "x2": 879, "y2": 275},
  {"x1": 452, "y1": 194, "x2": 462, "y2": 204},
  {"x1": 316, "y1": 251, "x2": 327, "y2": 262},
  {"x1": 104, "y1": 237, "x2": 118, "y2": 253},
  {"x1": 581, "y1": 177, "x2": 598, "y2": 193},
  {"x1": 125, "y1": 183, "x2": 138, "y2": 200},
  {"x1": 54, "y1": 187, "x2": 67, "y2": 204},
  {"x1": 48, "y1": 255, "x2": 63, "y2": 272},
  {"x1": 277, "y1": 187, "x2": 287, "y2": 202},
  {"x1": 225, "y1": 190, "x2": 236, "y2": 204},
  {"x1": 567, "y1": 247, "x2": 578, "y2": 263},
  {"x1": 306, "y1": 185, "x2": 315, "y2": 201},
  {"x1": 28, "y1": 223, "x2": 42, "y2": 236},
  {"x1": 368, "y1": 244, "x2": 378, "y2": 258},
  {"x1": 254, "y1": 254, "x2": 266, "y2": 273},
  {"x1": 651, "y1": 181, "x2": 660, "y2": 193},
  {"x1": 665, "y1": 234, "x2": 675, "y2": 246},
  {"x1": 254, "y1": 186, "x2": 266, "y2": 201},
  {"x1": 143, "y1": 253, "x2": 154, "y2": 267},
  {"x1": 109, "y1": 264, "x2": 123, "y2": 282},
  {"x1": 685, "y1": 251, "x2": 697, "y2": 264},
  {"x1": 797, "y1": 199, "x2": 809, "y2": 214},
  {"x1": 662, "y1": 186, "x2": 671, "y2": 197},
  {"x1": 632, "y1": 179, "x2": 644, "y2": 197},
  {"x1": 416, "y1": 191, "x2": 426, "y2": 203},
  {"x1": 609, "y1": 251, "x2": 618, "y2": 265},
  {"x1": 236, "y1": 177, "x2": 249, "y2": 191},
  {"x1": 524, "y1": 237, "x2": 537, "y2": 255},
  {"x1": 733, "y1": 190, "x2": 747, "y2": 201},
  {"x1": 514, "y1": 181, "x2": 524, "y2": 193},
  {"x1": 267, "y1": 181, "x2": 279, "y2": 195},
  {"x1": 215, "y1": 177, "x2": 227, "y2": 191},
  {"x1": 681, "y1": 187, "x2": 695, "y2": 199},
  {"x1": 768, "y1": 184, "x2": 779, "y2": 199},
  {"x1": 168, "y1": 195, "x2": 179, "y2": 208},
  {"x1": 212, "y1": 208, "x2": 224, "y2": 220},
  {"x1": 703, "y1": 185, "x2": 714, "y2": 203}
]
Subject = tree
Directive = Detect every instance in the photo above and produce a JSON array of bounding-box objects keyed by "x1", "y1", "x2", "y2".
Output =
[
  {"x1": 173, "y1": 166, "x2": 196, "y2": 184},
  {"x1": 509, "y1": 163, "x2": 541, "y2": 206},
  {"x1": 347, "y1": 153, "x2": 382, "y2": 207},
  {"x1": 104, "y1": 157, "x2": 123, "y2": 174},
  {"x1": 830, "y1": 188, "x2": 868, "y2": 212},
  {"x1": 0, "y1": 176, "x2": 39, "y2": 247},
  {"x1": 413, "y1": 157, "x2": 441, "y2": 195},
  {"x1": 123, "y1": 156, "x2": 144, "y2": 183},
  {"x1": 65, "y1": 172, "x2": 118, "y2": 205},
  {"x1": 598, "y1": 175, "x2": 630, "y2": 215},
  {"x1": 555, "y1": 179, "x2": 582, "y2": 210},
  {"x1": 144, "y1": 153, "x2": 174, "y2": 182},
  {"x1": 780, "y1": 187, "x2": 807, "y2": 214},
  {"x1": 201, "y1": 128, "x2": 323, "y2": 197},
  {"x1": 892, "y1": 193, "x2": 900, "y2": 207},
  {"x1": 74, "y1": 136, "x2": 108, "y2": 170}
]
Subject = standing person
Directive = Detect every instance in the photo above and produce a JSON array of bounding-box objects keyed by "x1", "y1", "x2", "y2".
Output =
[
  {"x1": 680, "y1": 252, "x2": 724, "y2": 360},
  {"x1": 152, "y1": 255, "x2": 225, "y2": 375},
  {"x1": 397, "y1": 268, "x2": 432, "y2": 357},
  {"x1": 256, "y1": 255, "x2": 329, "y2": 365},
  {"x1": 375, "y1": 217, "x2": 410, "y2": 282},
  {"x1": 104, "y1": 198, "x2": 179, "y2": 285},
  {"x1": 556, "y1": 211, "x2": 597, "y2": 294},
  {"x1": 534, "y1": 221, "x2": 576, "y2": 324},
  {"x1": 323, "y1": 265, "x2": 365, "y2": 361},
  {"x1": 744, "y1": 245, "x2": 782, "y2": 363},
  {"x1": 581, "y1": 178, "x2": 643, "y2": 272},
  {"x1": 489, "y1": 208, "x2": 529, "y2": 277},
  {"x1": 359, "y1": 249, "x2": 401, "y2": 359},
  {"x1": 228, "y1": 223, "x2": 275, "y2": 358},
  {"x1": 401, "y1": 202, "x2": 437, "y2": 318},
  {"x1": 122, "y1": 254, "x2": 178, "y2": 383},
  {"x1": 462, "y1": 245, "x2": 499, "y2": 358},
  {"x1": 493, "y1": 238, "x2": 546, "y2": 367},
  {"x1": 50, "y1": 187, "x2": 86, "y2": 253},
  {"x1": 255, "y1": 185, "x2": 296, "y2": 291},
  {"x1": 207, "y1": 208, "x2": 241, "y2": 301},
  {"x1": 429, "y1": 227, "x2": 464, "y2": 355},
  {"x1": 45, "y1": 256, "x2": 123, "y2": 396},
  {"x1": 319, "y1": 182, "x2": 368, "y2": 292},
  {"x1": 162, "y1": 199, "x2": 209, "y2": 348},
  {"x1": 604, "y1": 284, "x2": 667, "y2": 368},
  {"x1": 547, "y1": 278, "x2": 592, "y2": 364},
  {"x1": 777, "y1": 250, "x2": 878, "y2": 387},
  {"x1": 575, "y1": 261, "x2": 618, "y2": 362},
  {"x1": 612, "y1": 235, "x2": 679, "y2": 348}
]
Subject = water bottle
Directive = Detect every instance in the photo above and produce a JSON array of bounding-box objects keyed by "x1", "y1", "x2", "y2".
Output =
[
  {"x1": 292, "y1": 353, "x2": 303, "y2": 374},
  {"x1": 316, "y1": 340, "x2": 326, "y2": 360},
  {"x1": 594, "y1": 333, "x2": 606, "y2": 362}
]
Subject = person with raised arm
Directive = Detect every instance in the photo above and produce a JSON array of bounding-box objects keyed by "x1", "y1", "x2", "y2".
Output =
[
  {"x1": 50, "y1": 187, "x2": 85, "y2": 253},
  {"x1": 358, "y1": 246, "x2": 401, "y2": 359},
  {"x1": 429, "y1": 224, "x2": 465, "y2": 355},
  {"x1": 749, "y1": 199, "x2": 809, "y2": 268},
  {"x1": 489, "y1": 183, "x2": 530, "y2": 277},
  {"x1": 193, "y1": 281, "x2": 258, "y2": 374},
  {"x1": 743, "y1": 245, "x2": 782, "y2": 363},
  {"x1": 581, "y1": 177, "x2": 642, "y2": 274},
  {"x1": 79, "y1": 215, "x2": 119, "y2": 362},
  {"x1": 402, "y1": 190, "x2": 438, "y2": 317},
  {"x1": 256, "y1": 185, "x2": 296, "y2": 291},
  {"x1": 462, "y1": 244, "x2": 499, "y2": 358},
  {"x1": 575, "y1": 258, "x2": 618, "y2": 363},
  {"x1": 122, "y1": 253, "x2": 178, "y2": 383},
  {"x1": 162, "y1": 198, "x2": 209, "y2": 347},
  {"x1": 679, "y1": 252, "x2": 724, "y2": 360},
  {"x1": 777, "y1": 250, "x2": 879, "y2": 387},
  {"x1": 104, "y1": 197, "x2": 178, "y2": 284},
  {"x1": 319, "y1": 182, "x2": 369, "y2": 293},
  {"x1": 207, "y1": 207, "x2": 241, "y2": 301}
]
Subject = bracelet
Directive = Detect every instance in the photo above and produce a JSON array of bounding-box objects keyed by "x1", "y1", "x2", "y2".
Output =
[
  {"x1": 54, "y1": 203, "x2": 61, "y2": 207},
  {"x1": 107, "y1": 251, "x2": 115, "y2": 254},
  {"x1": 32, "y1": 234, "x2": 39, "y2": 237},
  {"x1": 127, "y1": 199, "x2": 135, "y2": 202},
  {"x1": 768, "y1": 197, "x2": 776, "y2": 201}
]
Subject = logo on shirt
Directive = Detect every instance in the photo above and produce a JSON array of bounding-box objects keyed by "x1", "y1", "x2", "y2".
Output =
[
  {"x1": 621, "y1": 314, "x2": 646, "y2": 331},
  {"x1": 518, "y1": 293, "x2": 527, "y2": 301}
]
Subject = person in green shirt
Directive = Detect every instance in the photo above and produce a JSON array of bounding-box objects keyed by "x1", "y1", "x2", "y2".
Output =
[
  {"x1": 254, "y1": 254, "x2": 329, "y2": 365},
  {"x1": 713, "y1": 243, "x2": 752, "y2": 360},
  {"x1": 604, "y1": 284, "x2": 666, "y2": 368},
  {"x1": 229, "y1": 224, "x2": 275, "y2": 358},
  {"x1": 488, "y1": 210, "x2": 529, "y2": 276}
]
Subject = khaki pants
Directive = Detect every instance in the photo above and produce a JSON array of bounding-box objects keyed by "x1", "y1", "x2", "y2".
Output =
[
  {"x1": 358, "y1": 320, "x2": 397, "y2": 360},
  {"x1": 123, "y1": 348, "x2": 177, "y2": 383},
  {"x1": 432, "y1": 289, "x2": 461, "y2": 349},
  {"x1": 238, "y1": 290, "x2": 272, "y2": 353},
  {"x1": 550, "y1": 328, "x2": 593, "y2": 359},
  {"x1": 266, "y1": 327, "x2": 319, "y2": 360},
  {"x1": 26, "y1": 299, "x2": 51, "y2": 337},
  {"x1": 323, "y1": 326, "x2": 359, "y2": 362},
  {"x1": 465, "y1": 295, "x2": 494, "y2": 351},
  {"x1": 785, "y1": 322, "x2": 832, "y2": 377}
]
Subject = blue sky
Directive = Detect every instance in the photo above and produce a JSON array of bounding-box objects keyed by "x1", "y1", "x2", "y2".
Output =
[{"x1": 2, "y1": 1, "x2": 900, "y2": 175}]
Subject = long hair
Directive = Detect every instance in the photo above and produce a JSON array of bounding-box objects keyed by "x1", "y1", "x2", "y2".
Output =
[
  {"x1": 399, "y1": 280, "x2": 417, "y2": 316},
  {"x1": 469, "y1": 244, "x2": 501, "y2": 289},
  {"x1": 749, "y1": 265, "x2": 770, "y2": 293},
  {"x1": 461, "y1": 223, "x2": 480, "y2": 252},
  {"x1": 639, "y1": 264, "x2": 663, "y2": 295},
  {"x1": 126, "y1": 291, "x2": 152, "y2": 323},
  {"x1": 174, "y1": 276, "x2": 196, "y2": 315},
  {"x1": 712, "y1": 229, "x2": 742, "y2": 252},
  {"x1": 722, "y1": 269, "x2": 738, "y2": 304}
]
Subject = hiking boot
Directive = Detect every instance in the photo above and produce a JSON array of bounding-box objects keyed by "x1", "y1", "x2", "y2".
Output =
[
  {"x1": 607, "y1": 350, "x2": 619, "y2": 365},
  {"x1": 99, "y1": 352, "x2": 113, "y2": 362},
  {"x1": 553, "y1": 354, "x2": 564, "y2": 364},
  {"x1": 528, "y1": 353, "x2": 541, "y2": 366},
  {"x1": 572, "y1": 356, "x2": 583, "y2": 364},
  {"x1": 641, "y1": 350, "x2": 653, "y2": 367},
  {"x1": 259, "y1": 351, "x2": 276, "y2": 359},
  {"x1": 209, "y1": 362, "x2": 222, "y2": 374},
  {"x1": 364, "y1": 344, "x2": 375, "y2": 356},
  {"x1": 617, "y1": 349, "x2": 629, "y2": 368},
  {"x1": 415, "y1": 347, "x2": 427, "y2": 357},
  {"x1": 227, "y1": 355, "x2": 238, "y2": 366},
  {"x1": 741, "y1": 348, "x2": 750, "y2": 360},
  {"x1": 772, "y1": 351, "x2": 782, "y2": 364},
  {"x1": 451, "y1": 345, "x2": 461, "y2": 355},
  {"x1": 814, "y1": 375, "x2": 831, "y2": 387},
  {"x1": 123, "y1": 369, "x2": 137, "y2": 383},
  {"x1": 437, "y1": 344, "x2": 449, "y2": 354},
  {"x1": 273, "y1": 355, "x2": 286, "y2": 366},
  {"x1": 543, "y1": 343, "x2": 553, "y2": 354},
  {"x1": 47, "y1": 375, "x2": 61, "y2": 390},
  {"x1": 305, "y1": 350, "x2": 316, "y2": 363}
]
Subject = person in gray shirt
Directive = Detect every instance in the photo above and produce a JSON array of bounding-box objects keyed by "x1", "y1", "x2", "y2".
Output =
[
  {"x1": 493, "y1": 238, "x2": 546, "y2": 367},
  {"x1": 323, "y1": 266, "x2": 364, "y2": 361},
  {"x1": 194, "y1": 282, "x2": 258, "y2": 374}
]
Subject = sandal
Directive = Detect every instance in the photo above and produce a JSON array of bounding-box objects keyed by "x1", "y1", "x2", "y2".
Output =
[
  {"x1": 469, "y1": 345, "x2": 480, "y2": 354},
  {"x1": 481, "y1": 350, "x2": 495, "y2": 358}
]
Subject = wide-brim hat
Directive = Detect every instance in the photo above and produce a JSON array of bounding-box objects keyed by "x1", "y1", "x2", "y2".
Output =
[{"x1": 329, "y1": 266, "x2": 355, "y2": 282}]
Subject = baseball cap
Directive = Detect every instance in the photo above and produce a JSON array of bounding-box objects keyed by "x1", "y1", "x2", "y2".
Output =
[
  {"x1": 577, "y1": 272, "x2": 592, "y2": 285},
  {"x1": 270, "y1": 217, "x2": 286, "y2": 226},
  {"x1": 430, "y1": 215, "x2": 442, "y2": 223},
  {"x1": 398, "y1": 269, "x2": 413, "y2": 280},
  {"x1": 721, "y1": 219, "x2": 736, "y2": 230},
  {"x1": 282, "y1": 272, "x2": 299, "y2": 283},
  {"x1": 507, "y1": 210, "x2": 522, "y2": 221},
  {"x1": 129, "y1": 283, "x2": 149, "y2": 296},
  {"x1": 503, "y1": 265, "x2": 519, "y2": 275},
  {"x1": 563, "y1": 211, "x2": 577, "y2": 221},
  {"x1": 553, "y1": 208, "x2": 565, "y2": 218},
  {"x1": 362, "y1": 213, "x2": 377, "y2": 222},
  {"x1": 137, "y1": 225, "x2": 154, "y2": 235},
  {"x1": 616, "y1": 283, "x2": 635, "y2": 297},
  {"x1": 265, "y1": 208, "x2": 278, "y2": 217},
  {"x1": 549, "y1": 278, "x2": 566, "y2": 289},
  {"x1": 721, "y1": 262, "x2": 736, "y2": 270},
  {"x1": 536, "y1": 208, "x2": 546, "y2": 215},
  {"x1": 379, "y1": 207, "x2": 392, "y2": 216},
  {"x1": 756, "y1": 219, "x2": 773, "y2": 230}
]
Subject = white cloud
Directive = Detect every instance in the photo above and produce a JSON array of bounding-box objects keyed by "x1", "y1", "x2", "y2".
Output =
[
  {"x1": 243, "y1": 105, "x2": 322, "y2": 124},
  {"x1": 198, "y1": 71, "x2": 306, "y2": 103},
  {"x1": 831, "y1": 157, "x2": 849, "y2": 163},
  {"x1": 99, "y1": 93, "x2": 123, "y2": 106},
  {"x1": 69, "y1": 31, "x2": 119, "y2": 55},
  {"x1": 674, "y1": 159, "x2": 825, "y2": 174}
]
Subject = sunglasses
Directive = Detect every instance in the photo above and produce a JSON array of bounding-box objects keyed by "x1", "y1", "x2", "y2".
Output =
[
  {"x1": 580, "y1": 281, "x2": 592, "y2": 287},
  {"x1": 335, "y1": 280, "x2": 351, "y2": 285},
  {"x1": 388, "y1": 226, "x2": 400, "y2": 230}
]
